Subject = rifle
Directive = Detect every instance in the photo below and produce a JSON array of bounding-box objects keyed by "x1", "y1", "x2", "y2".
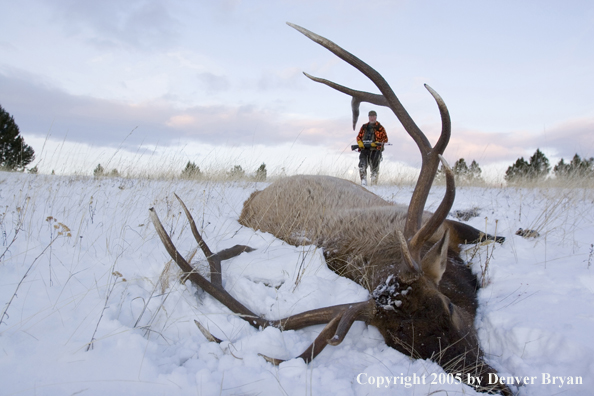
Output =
[{"x1": 351, "y1": 142, "x2": 392, "y2": 151}]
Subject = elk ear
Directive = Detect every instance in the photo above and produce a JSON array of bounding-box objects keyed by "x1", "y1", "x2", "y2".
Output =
[{"x1": 420, "y1": 230, "x2": 450, "y2": 285}]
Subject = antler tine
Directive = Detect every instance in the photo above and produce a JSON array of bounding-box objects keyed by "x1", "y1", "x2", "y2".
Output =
[
  {"x1": 174, "y1": 193, "x2": 254, "y2": 286},
  {"x1": 259, "y1": 315, "x2": 342, "y2": 365},
  {"x1": 303, "y1": 72, "x2": 388, "y2": 130},
  {"x1": 327, "y1": 300, "x2": 375, "y2": 346},
  {"x1": 403, "y1": 87, "x2": 452, "y2": 240},
  {"x1": 396, "y1": 230, "x2": 420, "y2": 273},
  {"x1": 409, "y1": 155, "x2": 456, "y2": 260},
  {"x1": 261, "y1": 300, "x2": 375, "y2": 365},
  {"x1": 173, "y1": 193, "x2": 221, "y2": 285},
  {"x1": 194, "y1": 319, "x2": 223, "y2": 343},
  {"x1": 424, "y1": 84, "x2": 451, "y2": 155},
  {"x1": 149, "y1": 207, "x2": 268, "y2": 328},
  {"x1": 296, "y1": 314, "x2": 342, "y2": 363}
]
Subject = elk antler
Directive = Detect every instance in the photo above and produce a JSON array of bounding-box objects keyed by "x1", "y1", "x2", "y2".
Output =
[
  {"x1": 287, "y1": 22, "x2": 454, "y2": 265},
  {"x1": 150, "y1": 195, "x2": 375, "y2": 363}
]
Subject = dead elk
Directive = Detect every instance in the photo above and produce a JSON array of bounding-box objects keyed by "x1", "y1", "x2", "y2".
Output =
[{"x1": 150, "y1": 23, "x2": 511, "y2": 396}]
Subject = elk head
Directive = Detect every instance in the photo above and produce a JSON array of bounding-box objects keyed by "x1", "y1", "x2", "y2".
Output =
[{"x1": 369, "y1": 246, "x2": 493, "y2": 384}]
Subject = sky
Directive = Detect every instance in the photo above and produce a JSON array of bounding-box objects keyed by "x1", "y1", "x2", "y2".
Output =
[{"x1": 1, "y1": 0, "x2": 594, "y2": 180}]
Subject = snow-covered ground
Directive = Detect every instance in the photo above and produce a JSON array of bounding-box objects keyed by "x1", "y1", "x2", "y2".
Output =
[{"x1": 1, "y1": 172, "x2": 592, "y2": 395}]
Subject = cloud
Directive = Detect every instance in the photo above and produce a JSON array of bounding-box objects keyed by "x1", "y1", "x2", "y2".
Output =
[
  {"x1": 196, "y1": 72, "x2": 230, "y2": 93},
  {"x1": 42, "y1": 0, "x2": 180, "y2": 50},
  {"x1": 165, "y1": 114, "x2": 196, "y2": 128},
  {"x1": 540, "y1": 118, "x2": 594, "y2": 158}
]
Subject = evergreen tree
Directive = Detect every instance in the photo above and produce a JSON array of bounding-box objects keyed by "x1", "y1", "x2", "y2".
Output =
[
  {"x1": 93, "y1": 164, "x2": 105, "y2": 177},
  {"x1": 228, "y1": 165, "x2": 245, "y2": 179},
  {"x1": 573, "y1": 155, "x2": 594, "y2": 177},
  {"x1": 505, "y1": 149, "x2": 550, "y2": 183},
  {"x1": 254, "y1": 163, "x2": 267, "y2": 181},
  {"x1": 554, "y1": 154, "x2": 594, "y2": 178},
  {"x1": 0, "y1": 104, "x2": 35, "y2": 170},
  {"x1": 181, "y1": 161, "x2": 201, "y2": 179},
  {"x1": 468, "y1": 160, "x2": 483, "y2": 182},
  {"x1": 448, "y1": 158, "x2": 483, "y2": 184},
  {"x1": 554, "y1": 158, "x2": 570, "y2": 177},
  {"x1": 527, "y1": 148, "x2": 550, "y2": 180},
  {"x1": 453, "y1": 158, "x2": 469, "y2": 181},
  {"x1": 505, "y1": 157, "x2": 530, "y2": 182}
]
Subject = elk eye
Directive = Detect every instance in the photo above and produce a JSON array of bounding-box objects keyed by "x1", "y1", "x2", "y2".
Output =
[{"x1": 448, "y1": 302, "x2": 455, "y2": 316}]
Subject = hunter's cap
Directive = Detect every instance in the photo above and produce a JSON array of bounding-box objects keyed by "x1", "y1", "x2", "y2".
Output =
[{"x1": 368, "y1": 110, "x2": 377, "y2": 116}]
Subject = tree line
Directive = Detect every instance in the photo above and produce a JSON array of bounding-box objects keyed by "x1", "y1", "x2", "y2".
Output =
[
  {"x1": 504, "y1": 148, "x2": 593, "y2": 182},
  {"x1": 437, "y1": 148, "x2": 593, "y2": 184},
  {"x1": 436, "y1": 158, "x2": 484, "y2": 184},
  {"x1": 180, "y1": 161, "x2": 268, "y2": 181}
]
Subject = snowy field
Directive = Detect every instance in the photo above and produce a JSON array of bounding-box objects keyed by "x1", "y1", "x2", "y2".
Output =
[{"x1": 1, "y1": 172, "x2": 593, "y2": 396}]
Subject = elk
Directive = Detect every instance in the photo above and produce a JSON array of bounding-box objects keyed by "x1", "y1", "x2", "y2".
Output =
[{"x1": 150, "y1": 23, "x2": 511, "y2": 395}]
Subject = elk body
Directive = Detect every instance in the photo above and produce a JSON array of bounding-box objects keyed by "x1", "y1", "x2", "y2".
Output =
[{"x1": 150, "y1": 23, "x2": 511, "y2": 395}]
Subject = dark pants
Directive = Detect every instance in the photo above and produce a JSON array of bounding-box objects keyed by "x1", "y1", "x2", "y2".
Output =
[{"x1": 359, "y1": 149, "x2": 382, "y2": 184}]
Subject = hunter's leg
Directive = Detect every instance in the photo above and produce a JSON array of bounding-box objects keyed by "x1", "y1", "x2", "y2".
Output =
[
  {"x1": 370, "y1": 151, "x2": 382, "y2": 185},
  {"x1": 358, "y1": 150, "x2": 369, "y2": 185}
]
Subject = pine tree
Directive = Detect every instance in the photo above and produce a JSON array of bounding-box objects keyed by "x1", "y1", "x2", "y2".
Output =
[
  {"x1": 468, "y1": 160, "x2": 483, "y2": 182},
  {"x1": 449, "y1": 158, "x2": 482, "y2": 184},
  {"x1": 527, "y1": 149, "x2": 550, "y2": 180},
  {"x1": 554, "y1": 154, "x2": 594, "y2": 178},
  {"x1": 453, "y1": 158, "x2": 469, "y2": 182},
  {"x1": 0, "y1": 104, "x2": 35, "y2": 170},
  {"x1": 553, "y1": 158, "x2": 569, "y2": 177},
  {"x1": 181, "y1": 161, "x2": 201, "y2": 179},
  {"x1": 254, "y1": 163, "x2": 267, "y2": 181},
  {"x1": 505, "y1": 157, "x2": 530, "y2": 182},
  {"x1": 93, "y1": 164, "x2": 105, "y2": 177},
  {"x1": 505, "y1": 149, "x2": 550, "y2": 183},
  {"x1": 228, "y1": 165, "x2": 245, "y2": 179},
  {"x1": 573, "y1": 155, "x2": 594, "y2": 178}
]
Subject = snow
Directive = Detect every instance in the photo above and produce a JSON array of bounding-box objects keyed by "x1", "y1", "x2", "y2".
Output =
[{"x1": 1, "y1": 172, "x2": 593, "y2": 395}]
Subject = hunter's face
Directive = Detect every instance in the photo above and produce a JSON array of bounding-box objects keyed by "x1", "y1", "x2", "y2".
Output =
[{"x1": 369, "y1": 115, "x2": 377, "y2": 123}]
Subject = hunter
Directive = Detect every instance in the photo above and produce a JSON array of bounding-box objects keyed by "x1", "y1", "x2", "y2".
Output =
[{"x1": 356, "y1": 110, "x2": 388, "y2": 185}]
